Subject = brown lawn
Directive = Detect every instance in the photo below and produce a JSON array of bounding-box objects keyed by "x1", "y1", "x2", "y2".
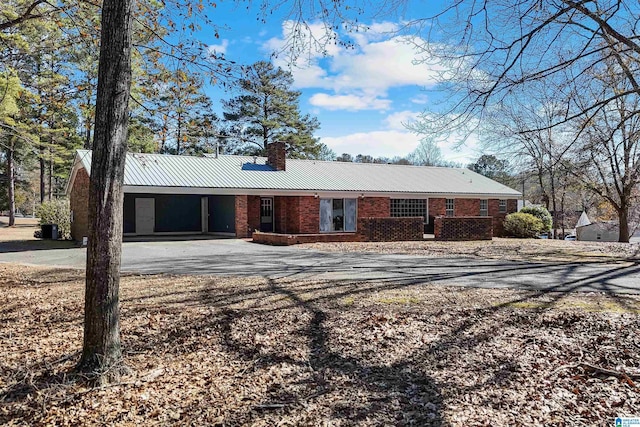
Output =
[
  {"x1": 1, "y1": 264, "x2": 639, "y2": 426},
  {"x1": 0, "y1": 217, "x2": 40, "y2": 242},
  {"x1": 301, "y1": 238, "x2": 640, "y2": 263}
]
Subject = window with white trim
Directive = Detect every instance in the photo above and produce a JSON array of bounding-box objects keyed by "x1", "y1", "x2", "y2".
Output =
[
  {"x1": 445, "y1": 199, "x2": 455, "y2": 217},
  {"x1": 320, "y1": 198, "x2": 357, "y2": 232},
  {"x1": 480, "y1": 199, "x2": 488, "y2": 216},
  {"x1": 499, "y1": 199, "x2": 507, "y2": 213}
]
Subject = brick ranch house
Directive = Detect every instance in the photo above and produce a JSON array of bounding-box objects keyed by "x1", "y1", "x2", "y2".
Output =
[{"x1": 66, "y1": 142, "x2": 520, "y2": 243}]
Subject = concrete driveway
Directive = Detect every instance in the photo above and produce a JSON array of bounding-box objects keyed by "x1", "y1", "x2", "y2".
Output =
[{"x1": 1, "y1": 238, "x2": 640, "y2": 294}]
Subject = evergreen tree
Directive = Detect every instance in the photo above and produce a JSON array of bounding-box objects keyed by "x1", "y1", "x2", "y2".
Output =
[
  {"x1": 468, "y1": 155, "x2": 513, "y2": 186},
  {"x1": 222, "y1": 61, "x2": 323, "y2": 158},
  {"x1": 150, "y1": 68, "x2": 213, "y2": 155}
]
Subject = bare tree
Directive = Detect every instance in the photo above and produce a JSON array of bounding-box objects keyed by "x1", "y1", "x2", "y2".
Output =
[
  {"x1": 409, "y1": 1, "x2": 640, "y2": 240},
  {"x1": 409, "y1": 0, "x2": 640, "y2": 130},
  {"x1": 489, "y1": 86, "x2": 578, "y2": 237},
  {"x1": 571, "y1": 63, "x2": 640, "y2": 242}
]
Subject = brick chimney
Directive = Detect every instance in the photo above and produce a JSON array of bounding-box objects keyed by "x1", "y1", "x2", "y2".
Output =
[{"x1": 266, "y1": 141, "x2": 286, "y2": 171}]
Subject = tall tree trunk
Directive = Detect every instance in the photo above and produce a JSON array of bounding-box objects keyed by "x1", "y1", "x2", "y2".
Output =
[
  {"x1": 84, "y1": 80, "x2": 94, "y2": 149},
  {"x1": 6, "y1": 146, "x2": 15, "y2": 227},
  {"x1": 618, "y1": 206, "x2": 630, "y2": 243},
  {"x1": 77, "y1": 0, "x2": 134, "y2": 383},
  {"x1": 39, "y1": 149, "x2": 45, "y2": 203},
  {"x1": 176, "y1": 110, "x2": 182, "y2": 155},
  {"x1": 549, "y1": 173, "x2": 557, "y2": 239},
  {"x1": 37, "y1": 65, "x2": 45, "y2": 204},
  {"x1": 48, "y1": 146, "x2": 53, "y2": 200}
]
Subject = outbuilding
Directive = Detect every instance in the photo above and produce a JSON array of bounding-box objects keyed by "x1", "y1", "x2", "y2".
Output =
[{"x1": 576, "y1": 222, "x2": 620, "y2": 242}]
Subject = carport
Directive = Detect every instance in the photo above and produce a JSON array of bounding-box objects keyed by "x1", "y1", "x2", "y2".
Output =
[{"x1": 123, "y1": 193, "x2": 236, "y2": 236}]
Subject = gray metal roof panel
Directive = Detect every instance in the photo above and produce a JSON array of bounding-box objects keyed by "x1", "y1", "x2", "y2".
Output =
[{"x1": 74, "y1": 150, "x2": 521, "y2": 196}]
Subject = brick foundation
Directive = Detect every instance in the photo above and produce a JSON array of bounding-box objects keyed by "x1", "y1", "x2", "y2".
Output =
[
  {"x1": 69, "y1": 168, "x2": 90, "y2": 241},
  {"x1": 252, "y1": 232, "x2": 358, "y2": 245},
  {"x1": 434, "y1": 216, "x2": 493, "y2": 241},
  {"x1": 253, "y1": 216, "x2": 424, "y2": 245}
]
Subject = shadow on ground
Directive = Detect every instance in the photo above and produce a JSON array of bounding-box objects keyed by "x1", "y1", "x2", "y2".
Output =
[
  {"x1": 2, "y1": 256, "x2": 640, "y2": 424},
  {"x1": 0, "y1": 240, "x2": 78, "y2": 253}
]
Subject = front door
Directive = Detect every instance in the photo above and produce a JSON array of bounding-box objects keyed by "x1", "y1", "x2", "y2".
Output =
[
  {"x1": 135, "y1": 198, "x2": 155, "y2": 235},
  {"x1": 260, "y1": 197, "x2": 273, "y2": 232}
]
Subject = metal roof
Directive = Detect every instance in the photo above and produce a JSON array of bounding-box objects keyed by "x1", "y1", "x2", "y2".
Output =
[{"x1": 72, "y1": 150, "x2": 521, "y2": 197}]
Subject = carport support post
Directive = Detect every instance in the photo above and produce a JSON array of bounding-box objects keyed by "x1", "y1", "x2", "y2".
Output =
[{"x1": 76, "y1": 0, "x2": 133, "y2": 383}]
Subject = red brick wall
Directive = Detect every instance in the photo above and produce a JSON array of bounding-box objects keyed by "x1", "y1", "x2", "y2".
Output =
[
  {"x1": 430, "y1": 198, "x2": 445, "y2": 217},
  {"x1": 284, "y1": 197, "x2": 299, "y2": 233},
  {"x1": 298, "y1": 196, "x2": 319, "y2": 233},
  {"x1": 489, "y1": 199, "x2": 518, "y2": 237},
  {"x1": 356, "y1": 217, "x2": 423, "y2": 242},
  {"x1": 455, "y1": 198, "x2": 481, "y2": 216},
  {"x1": 235, "y1": 195, "x2": 249, "y2": 237},
  {"x1": 253, "y1": 216, "x2": 423, "y2": 245},
  {"x1": 358, "y1": 197, "x2": 390, "y2": 218},
  {"x1": 434, "y1": 216, "x2": 493, "y2": 241},
  {"x1": 273, "y1": 196, "x2": 286, "y2": 233},
  {"x1": 270, "y1": 196, "x2": 318, "y2": 234},
  {"x1": 253, "y1": 231, "x2": 358, "y2": 245},
  {"x1": 69, "y1": 168, "x2": 90, "y2": 241},
  {"x1": 247, "y1": 196, "x2": 260, "y2": 233}
]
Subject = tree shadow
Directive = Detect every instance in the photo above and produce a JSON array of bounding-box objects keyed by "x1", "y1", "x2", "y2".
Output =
[
  {"x1": 0, "y1": 240, "x2": 78, "y2": 253},
  {"x1": 3, "y1": 254, "x2": 640, "y2": 424}
]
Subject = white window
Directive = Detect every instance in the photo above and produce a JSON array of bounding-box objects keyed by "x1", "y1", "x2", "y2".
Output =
[
  {"x1": 445, "y1": 199, "x2": 455, "y2": 217},
  {"x1": 320, "y1": 198, "x2": 357, "y2": 232},
  {"x1": 480, "y1": 200, "x2": 488, "y2": 216},
  {"x1": 499, "y1": 199, "x2": 507, "y2": 213}
]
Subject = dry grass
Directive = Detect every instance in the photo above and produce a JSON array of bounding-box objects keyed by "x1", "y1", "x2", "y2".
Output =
[
  {"x1": 0, "y1": 217, "x2": 39, "y2": 242},
  {"x1": 1, "y1": 264, "x2": 639, "y2": 426},
  {"x1": 301, "y1": 238, "x2": 640, "y2": 263}
]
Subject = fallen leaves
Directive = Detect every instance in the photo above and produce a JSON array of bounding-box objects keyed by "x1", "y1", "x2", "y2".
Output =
[
  {"x1": 0, "y1": 264, "x2": 639, "y2": 425},
  {"x1": 301, "y1": 238, "x2": 640, "y2": 263}
]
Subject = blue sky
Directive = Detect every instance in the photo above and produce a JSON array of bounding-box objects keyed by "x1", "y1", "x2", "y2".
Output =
[{"x1": 197, "y1": 2, "x2": 480, "y2": 163}]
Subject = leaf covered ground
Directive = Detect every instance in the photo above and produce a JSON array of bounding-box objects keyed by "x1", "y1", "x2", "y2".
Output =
[
  {"x1": 301, "y1": 238, "x2": 640, "y2": 263},
  {"x1": 1, "y1": 264, "x2": 639, "y2": 426}
]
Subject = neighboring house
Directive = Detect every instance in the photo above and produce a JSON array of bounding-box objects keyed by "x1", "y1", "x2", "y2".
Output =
[
  {"x1": 66, "y1": 142, "x2": 521, "y2": 241},
  {"x1": 576, "y1": 222, "x2": 620, "y2": 242}
]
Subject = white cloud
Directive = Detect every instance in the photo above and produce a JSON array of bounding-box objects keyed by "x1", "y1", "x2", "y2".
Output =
[
  {"x1": 264, "y1": 21, "x2": 448, "y2": 112},
  {"x1": 319, "y1": 111, "x2": 480, "y2": 163},
  {"x1": 383, "y1": 110, "x2": 420, "y2": 130},
  {"x1": 207, "y1": 39, "x2": 229, "y2": 56},
  {"x1": 309, "y1": 93, "x2": 391, "y2": 111},
  {"x1": 410, "y1": 93, "x2": 430, "y2": 105},
  {"x1": 321, "y1": 130, "x2": 421, "y2": 158}
]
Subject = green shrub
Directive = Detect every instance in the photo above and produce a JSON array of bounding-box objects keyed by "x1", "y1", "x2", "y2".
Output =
[
  {"x1": 520, "y1": 205, "x2": 552, "y2": 232},
  {"x1": 37, "y1": 199, "x2": 71, "y2": 240},
  {"x1": 504, "y1": 212, "x2": 544, "y2": 238}
]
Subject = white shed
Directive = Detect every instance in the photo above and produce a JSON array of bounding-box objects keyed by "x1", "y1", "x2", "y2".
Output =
[{"x1": 576, "y1": 222, "x2": 619, "y2": 242}]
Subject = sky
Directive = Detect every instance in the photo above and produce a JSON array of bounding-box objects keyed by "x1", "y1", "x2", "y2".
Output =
[{"x1": 197, "y1": 1, "x2": 481, "y2": 164}]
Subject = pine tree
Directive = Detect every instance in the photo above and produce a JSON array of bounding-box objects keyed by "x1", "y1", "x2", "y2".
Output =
[{"x1": 222, "y1": 61, "x2": 324, "y2": 158}]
